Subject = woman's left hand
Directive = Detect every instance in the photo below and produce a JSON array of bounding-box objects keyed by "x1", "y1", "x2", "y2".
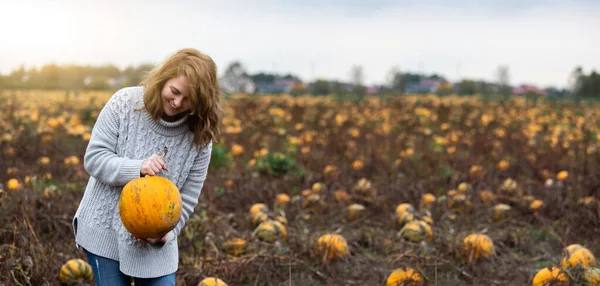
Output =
[{"x1": 134, "y1": 234, "x2": 168, "y2": 244}]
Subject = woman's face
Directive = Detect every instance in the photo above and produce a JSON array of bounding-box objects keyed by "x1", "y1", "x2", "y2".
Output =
[{"x1": 161, "y1": 75, "x2": 192, "y2": 117}]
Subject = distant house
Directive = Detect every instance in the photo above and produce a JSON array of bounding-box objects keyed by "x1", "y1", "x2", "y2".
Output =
[
  {"x1": 405, "y1": 79, "x2": 445, "y2": 94},
  {"x1": 255, "y1": 79, "x2": 301, "y2": 94},
  {"x1": 366, "y1": 85, "x2": 381, "y2": 94},
  {"x1": 220, "y1": 75, "x2": 256, "y2": 94},
  {"x1": 513, "y1": 85, "x2": 547, "y2": 96}
]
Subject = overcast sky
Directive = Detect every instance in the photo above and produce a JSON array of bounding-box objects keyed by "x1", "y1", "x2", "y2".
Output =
[{"x1": 1, "y1": 0, "x2": 599, "y2": 88}]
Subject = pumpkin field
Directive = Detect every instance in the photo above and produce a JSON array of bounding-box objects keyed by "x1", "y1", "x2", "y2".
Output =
[{"x1": 1, "y1": 90, "x2": 600, "y2": 285}]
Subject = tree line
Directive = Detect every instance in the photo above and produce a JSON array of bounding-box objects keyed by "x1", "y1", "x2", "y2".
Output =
[{"x1": 0, "y1": 62, "x2": 598, "y2": 98}]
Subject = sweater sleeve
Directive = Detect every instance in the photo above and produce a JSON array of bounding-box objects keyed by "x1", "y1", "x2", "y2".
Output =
[
  {"x1": 172, "y1": 142, "x2": 212, "y2": 237},
  {"x1": 83, "y1": 88, "x2": 144, "y2": 187}
]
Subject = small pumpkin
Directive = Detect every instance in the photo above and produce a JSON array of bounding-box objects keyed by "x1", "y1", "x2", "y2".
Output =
[
  {"x1": 301, "y1": 193, "x2": 322, "y2": 209},
  {"x1": 249, "y1": 203, "x2": 269, "y2": 217},
  {"x1": 399, "y1": 220, "x2": 433, "y2": 242},
  {"x1": 583, "y1": 267, "x2": 600, "y2": 285},
  {"x1": 462, "y1": 233, "x2": 495, "y2": 262},
  {"x1": 420, "y1": 193, "x2": 436, "y2": 210},
  {"x1": 253, "y1": 220, "x2": 288, "y2": 242},
  {"x1": 59, "y1": 258, "x2": 93, "y2": 283},
  {"x1": 493, "y1": 204, "x2": 511, "y2": 221},
  {"x1": 531, "y1": 267, "x2": 569, "y2": 286},
  {"x1": 119, "y1": 176, "x2": 181, "y2": 239},
  {"x1": 530, "y1": 199, "x2": 545, "y2": 211},
  {"x1": 222, "y1": 238, "x2": 247, "y2": 256},
  {"x1": 197, "y1": 277, "x2": 228, "y2": 286},
  {"x1": 6, "y1": 178, "x2": 21, "y2": 191},
  {"x1": 354, "y1": 178, "x2": 372, "y2": 193},
  {"x1": 448, "y1": 193, "x2": 471, "y2": 212},
  {"x1": 386, "y1": 267, "x2": 426, "y2": 286},
  {"x1": 560, "y1": 244, "x2": 596, "y2": 268},
  {"x1": 347, "y1": 203, "x2": 366, "y2": 221},
  {"x1": 316, "y1": 234, "x2": 349, "y2": 261},
  {"x1": 395, "y1": 203, "x2": 416, "y2": 218},
  {"x1": 275, "y1": 194, "x2": 291, "y2": 209}
]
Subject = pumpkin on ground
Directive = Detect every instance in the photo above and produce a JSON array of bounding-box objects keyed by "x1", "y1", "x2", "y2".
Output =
[
  {"x1": 253, "y1": 220, "x2": 288, "y2": 242},
  {"x1": 399, "y1": 220, "x2": 433, "y2": 242},
  {"x1": 583, "y1": 267, "x2": 600, "y2": 285},
  {"x1": 347, "y1": 204, "x2": 366, "y2": 221},
  {"x1": 222, "y1": 238, "x2": 247, "y2": 256},
  {"x1": 420, "y1": 193, "x2": 436, "y2": 210},
  {"x1": 560, "y1": 244, "x2": 596, "y2": 268},
  {"x1": 462, "y1": 233, "x2": 495, "y2": 262},
  {"x1": 395, "y1": 203, "x2": 416, "y2": 218},
  {"x1": 197, "y1": 277, "x2": 228, "y2": 286},
  {"x1": 59, "y1": 259, "x2": 93, "y2": 283},
  {"x1": 249, "y1": 203, "x2": 269, "y2": 217},
  {"x1": 316, "y1": 234, "x2": 349, "y2": 261},
  {"x1": 531, "y1": 267, "x2": 569, "y2": 286},
  {"x1": 386, "y1": 267, "x2": 426, "y2": 286},
  {"x1": 119, "y1": 176, "x2": 181, "y2": 239},
  {"x1": 493, "y1": 204, "x2": 511, "y2": 221},
  {"x1": 275, "y1": 194, "x2": 290, "y2": 209}
]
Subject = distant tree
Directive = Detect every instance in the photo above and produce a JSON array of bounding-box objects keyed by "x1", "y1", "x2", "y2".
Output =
[
  {"x1": 281, "y1": 73, "x2": 301, "y2": 81},
  {"x1": 86, "y1": 76, "x2": 110, "y2": 90},
  {"x1": 312, "y1": 79, "x2": 331, "y2": 95},
  {"x1": 478, "y1": 81, "x2": 494, "y2": 96},
  {"x1": 331, "y1": 80, "x2": 345, "y2": 95},
  {"x1": 349, "y1": 65, "x2": 365, "y2": 98},
  {"x1": 250, "y1": 72, "x2": 276, "y2": 84},
  {"x1": 385, "y1": 66, "x2": 404, "y2": 94},
  {"x1": 125, "y1": 63, "x2": 155, "y2": 86},
  {"x1": 458, "y1": 79, "x2": 477, "y2": 95},
  {"x1": 221, "y1": 61, "x2": 249, "y2": 93},
  {"x1": 568, "y1": 66, "x2": 584, "y2": 95},
  {"x1": 495, "y1": 65, "x2": 511, "y2": 97},
  {"x1": 39, "y1": 63, "x2": 61, "y2": 89},
  {"x1": 578, "y1": 70, "x2": 600, "y2": 97},
  {"x1": 428, "y1": 74, "x2": 445, "y2": 81},
  {"x1": 402, "y1": 73, "x2": 422, "y2": 85}
]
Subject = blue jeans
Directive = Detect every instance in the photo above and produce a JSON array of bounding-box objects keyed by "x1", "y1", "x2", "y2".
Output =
[{"x1": 83, "y1": 248, "x2": 176, "y2": 286}]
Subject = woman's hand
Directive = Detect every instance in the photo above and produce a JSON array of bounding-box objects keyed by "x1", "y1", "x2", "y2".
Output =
[
  {"x1": 134, "y1": 234, "x2": 168, "y2": 244},
  {"x1": 140, "y1": 154, "x2": 167, "y2": 176}
]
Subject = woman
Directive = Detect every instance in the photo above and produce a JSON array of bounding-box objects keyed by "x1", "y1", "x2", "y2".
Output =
[{"x1": 72, "y1": 48, "x2": 223, "y2": 285}]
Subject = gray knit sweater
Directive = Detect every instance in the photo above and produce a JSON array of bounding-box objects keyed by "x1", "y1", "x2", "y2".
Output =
[{"x1": 72, "y1": 86, "x2": 212, "y2": 278}]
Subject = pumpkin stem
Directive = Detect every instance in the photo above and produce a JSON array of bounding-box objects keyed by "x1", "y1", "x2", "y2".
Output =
[{"x1": 160, "y1": 146, "x2": 168, "y2": 160}]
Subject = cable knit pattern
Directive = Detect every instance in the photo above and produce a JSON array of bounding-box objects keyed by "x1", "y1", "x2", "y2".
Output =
[{"x1": 72, "y1": 86, "x2": 212, "y2": 278}]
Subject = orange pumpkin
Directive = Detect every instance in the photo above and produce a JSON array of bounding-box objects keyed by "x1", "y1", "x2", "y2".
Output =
[
  {"x1": 59, "y1": 259, "x2": 93, "y2": 283},
  {"x1": 560, "y1": 244, "x2": 596, "y2": 268},
  {"x1": 119, "y1": 176, "x2": 182, "y2": 239},
  {"x1": 222, "y1": 238, "x2": 247, "y2": 256},
  {"x1": 532, "y1": 267, "x2": 569, "y2": 286},
  {"x1": 462, "y1": 234, "x2": 495, "y2": 262},
  {"x1": 316, "y1": 234, "x2": 349, "y2": 260},
  {"x1": 583, "y1": 267, "x2": 600, "y2": 285},
  {"x1": 386, "y1": 267, "x2": 426, "y2": 286},
  {"x1": 198, "y1": 277, "x2": 228, "y2": 286}
]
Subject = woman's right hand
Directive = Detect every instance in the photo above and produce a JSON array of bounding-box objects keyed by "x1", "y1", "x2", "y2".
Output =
[{"x1": 140, "y1": 154, "x2": 167, "y2": 176}]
